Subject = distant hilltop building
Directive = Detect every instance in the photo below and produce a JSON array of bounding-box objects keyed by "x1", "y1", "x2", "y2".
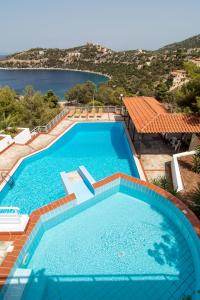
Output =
[
  {"x1": 39, "y1": 50, "x2": 45, "y2": 55},
  {"x1": 190, "y1": 57, "x2": 200, "y2": 67},
  {"x1": 170, "y1": 70, "x2": 187, "y2": 91},
  {"x1": 170, "y1": 69, "x2": 186, "y2": 77},
  {"x1": 187, "y1": 48, "x2": 200, "y2": 54},
  {"x1": 86, "y1": 42, "x2": 111, "y2": 54},
  {"x1": 136, "y1": 49, "x2": 145, "y2": 54},
  {"x1": 68, "y1": 51, "x2": 81, "y2": 58}
]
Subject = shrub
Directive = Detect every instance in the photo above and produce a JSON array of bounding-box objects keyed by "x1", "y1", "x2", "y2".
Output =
[
  {"x1": 151, "y1": 176, "x2": 179, "y2": 196},
  {"x1": 190, "y1": 183, "x2": 200, "y2": 218},
  {"x1": 87, "y1": 100, "x2": 103, "y2": 106},
  {"x1": 192, "y1": 145, "x2": 200, "y2": 174}
]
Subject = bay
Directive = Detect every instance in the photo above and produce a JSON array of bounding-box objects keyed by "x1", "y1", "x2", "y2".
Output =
[{"x1": 0, "y1": 69, "x2": 108, "y2": 99}]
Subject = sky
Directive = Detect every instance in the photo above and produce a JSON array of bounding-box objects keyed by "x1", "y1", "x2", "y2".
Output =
[{"x1": 0, "y1": 0, "x2": 200, "y2": 53}]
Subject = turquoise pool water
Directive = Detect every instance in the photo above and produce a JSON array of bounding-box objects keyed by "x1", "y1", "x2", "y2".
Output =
[
  {"x1": 20, "y1": 190, "x2": 196, "y2": 300},
  {"x1": 0, "y1": 122, "x2": 139, "y2": 213}
]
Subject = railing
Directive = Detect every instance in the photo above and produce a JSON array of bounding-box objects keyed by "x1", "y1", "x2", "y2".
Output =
[
  {"x1": 31, "y1": 106, "x2": 70, "y2": 134},
  {"x1": 31, "y1": 105, "x2": 125, "y2": 134},
  {"x1": 64, "y1": 105, "x2": 124, "y2": 113},
  {"x1": 0, "y1": 207, "x2": 21, "y2": 224}
]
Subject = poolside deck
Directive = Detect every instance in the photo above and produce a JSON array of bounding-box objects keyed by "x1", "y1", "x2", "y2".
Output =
[
  {"x1": 134, "y1": 135, "x2": 174, "y2": 182},
  {"x1": 0, "y1": 119, "x2": 72, "y2": 173}
]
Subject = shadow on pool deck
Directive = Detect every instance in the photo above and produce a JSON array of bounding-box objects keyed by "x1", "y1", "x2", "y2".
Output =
[{"x1": 1, "y1": 269, "x2": 195, "y2": 300}]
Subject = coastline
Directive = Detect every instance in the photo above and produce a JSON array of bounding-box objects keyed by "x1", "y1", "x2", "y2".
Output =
[{"x1": 0, "y1": 67, "x2": 112, "y2": 80}]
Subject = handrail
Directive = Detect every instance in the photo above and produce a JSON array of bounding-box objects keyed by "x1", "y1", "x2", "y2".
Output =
[
  {"x1": 31, "y1": 105, "x2": 124, "y2": 134},
  {"x1": 0, "y1": 207, "x2": 20, "y2": 211},
  {"x1": 31, "y1": 106, "x2": 70, "y2": 134}
]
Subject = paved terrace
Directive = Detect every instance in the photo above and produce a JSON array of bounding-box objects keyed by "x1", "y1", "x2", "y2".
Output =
[
  {"x1": 134, "y1": 135, "x2": 174, "y2": 182},
  {"x1": 123, "y1": 96, "x2": 200, "y2": 183}
]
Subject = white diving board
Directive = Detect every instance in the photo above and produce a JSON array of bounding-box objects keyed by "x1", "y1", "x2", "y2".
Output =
[{"x1": 60, "y1": 166, "x2": 96, "y2": 203}]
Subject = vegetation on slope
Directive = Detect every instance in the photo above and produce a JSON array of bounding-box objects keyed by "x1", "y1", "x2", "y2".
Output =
[
  {"x1": 64, "y1": 81, "x2": 126, "y2": 106},
  {"x1": 0, "y1": 42, "x2": 188, "y2": 96},
  {"x1": 152, "y1": 62, "x2": 200, "y2": 113},
  {"x1": 190, "y1": 183, "x2": 200, "y2": 219},
  {"x1": 0, "y1": 86, "x2": 60, "y2": 131},
  {"x1": 0, "y1": 35, "x2": 200, "y2": 127},
  {"x1": 159, "y1": 34, "x2": 200, "y2": 51}
]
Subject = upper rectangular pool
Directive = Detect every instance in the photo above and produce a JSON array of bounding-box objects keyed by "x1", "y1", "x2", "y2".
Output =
[{"x1": 0, "y1": 122, "x2": 139, "y2": 213}]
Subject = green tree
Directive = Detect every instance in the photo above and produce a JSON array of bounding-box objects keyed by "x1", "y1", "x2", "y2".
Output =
[
  {"x1": 44, "y1": 90, "x2": 59, "y2": 108},
  {"x1": 21, "y1": 86, "x2": 46, "y2": 127},
  {"x1": 21, "y1": 86, "x2": 60, "y2": 128},
  {"x1": 97, "y1": 85, "x2": 115, "y2": 105},
  {"x1": 0, "y1": 86, "x2": 22, "y2": 131},
  {"x1": 192, "y1": 145, "x2": 200, "y2": 174},
  {"x1": 0, "y1": 85, "x2": 61, "y2": 131},
  {"x1": 64, "y1": 81, "x2": 96, "y2": 104},
  {"x1": 190, "y1": 183, "x2": 200, "y2": 219},
  {"x1": 0, "y1": 86, "x2": 16, "y2": 119},
  {"x1": 176, "y1": 78, "x2": 200, "y2": 113},
  {"x1": 97, "y1": 85, "x2": 126, "y2": 105},
  {"x1": 184, "y1": 62, "x2": 200, "y2": 80},
  {"x1": 155, "y1": 82, "x2": 169, "y2": 101}
]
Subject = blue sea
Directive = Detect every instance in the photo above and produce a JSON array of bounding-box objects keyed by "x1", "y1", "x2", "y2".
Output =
[{"x1": 0, "y1": 69, "x2": 108, "y2": 99}]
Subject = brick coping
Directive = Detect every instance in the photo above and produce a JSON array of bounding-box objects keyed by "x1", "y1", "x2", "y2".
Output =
[{"x1": 0, "y1": 172, "x2": 200, "y2": 291}]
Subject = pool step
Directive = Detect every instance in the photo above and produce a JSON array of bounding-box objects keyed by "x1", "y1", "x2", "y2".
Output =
[
  {"x1": 21, "y1": 272, "x2": 47, "y2": 300},
  {"x1": 60, "y1": 166, "x2": 96, "y2": 203},
  {"x1": 3, "y1": 268, "x2": 32, "y2": 300}
]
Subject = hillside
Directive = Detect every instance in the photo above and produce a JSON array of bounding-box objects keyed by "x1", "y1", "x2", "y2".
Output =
[
  {"x1": 160, "y1": 34, "x2": 200, "y2": 51},
  {"x1": 0, "y1": 44, "x2": 152, "y2": 70},
  {"x1": 0, "y1": 36, "x2": 199, "y2": 98}
]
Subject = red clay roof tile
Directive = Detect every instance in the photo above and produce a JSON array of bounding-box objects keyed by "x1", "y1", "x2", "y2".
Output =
[{"x1": 123, "y1": 96, "x2": 200, "y2": 133}]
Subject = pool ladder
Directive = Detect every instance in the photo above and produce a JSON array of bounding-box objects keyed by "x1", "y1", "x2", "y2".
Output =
[{"x1": 1, "y1": 172, "x2": 15, "y2": 188}]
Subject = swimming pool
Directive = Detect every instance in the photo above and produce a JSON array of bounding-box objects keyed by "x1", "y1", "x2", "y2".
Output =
[
  {"x1": 5, "y1": 177, "x2": 200, "y2": 300},
  {"x1": 0, "y1": 122, "x2": 139, "y2": 213}
]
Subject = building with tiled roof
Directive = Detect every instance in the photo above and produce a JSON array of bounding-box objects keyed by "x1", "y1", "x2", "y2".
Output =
[
  {"x1": 190, "y1": 58, "x2": 200, "y2": 67},
  {"x1": 123, "y1": 96, "x2": 200, "y2": 134}
]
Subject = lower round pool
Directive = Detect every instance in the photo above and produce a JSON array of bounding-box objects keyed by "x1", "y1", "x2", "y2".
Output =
[{"x1": 14, "y1": 184, "x2": 200, "y2": 300}]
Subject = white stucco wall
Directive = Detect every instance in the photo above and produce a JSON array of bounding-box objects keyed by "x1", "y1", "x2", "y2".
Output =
[
  {"x1": 0, "y1": 135, "x2": 14, "y2": 152},
  {"x1": 171, "y1": 151, "x2": 196, "y2": 192},
  {"x1": 14, "y1": 128, "x2": 32, "y2": 145}
]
